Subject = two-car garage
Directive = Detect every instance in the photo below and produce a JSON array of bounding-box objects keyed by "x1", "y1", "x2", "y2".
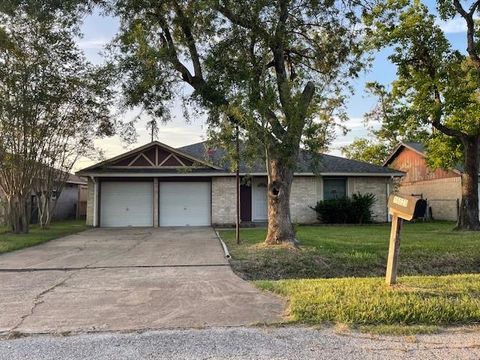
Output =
[{"x1": 99, "y1": 180, "x2": 211, "y2": 227}]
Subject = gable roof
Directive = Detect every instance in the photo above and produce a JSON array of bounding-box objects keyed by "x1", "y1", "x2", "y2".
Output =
[
  {"x1": 179, "y1": 141, "x2": 403, "y2": 176},
  {"x1": 383, "y1": 141, "x2": 468, "y2": 174},
  {"x1": 66, "y1": 174, "x2": 87, "y2": 185},
  {"x1": 77, "y1": 140, "x2": 403, "y2": 177},
  {"x1": 383, "y1": 142, "x2": 426, "y2": 167},
  {"x1": 77, "y1": 141, "x2": 223, "y2": 176}
]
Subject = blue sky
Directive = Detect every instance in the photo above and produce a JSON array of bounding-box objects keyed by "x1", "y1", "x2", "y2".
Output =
[{"x1": 75, "y1": 0, "x2": 470, "y2": 170}]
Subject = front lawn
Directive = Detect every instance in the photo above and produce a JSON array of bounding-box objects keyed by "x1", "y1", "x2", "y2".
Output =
[
  {"x1": 256, "y1": 274, "x2": 480, "y2": 331},
  {"x1": 0, "y1": 219, "x2": 88, "y2": 254},
  {"x1": 219, "y1": 222, "x2": 480, "y2": 280}
]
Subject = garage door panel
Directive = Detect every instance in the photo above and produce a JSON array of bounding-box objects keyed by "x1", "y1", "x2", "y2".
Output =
[
  {"x1": 100, "y1": 182, "x2": 153, "y2": 227},
  {"x1": 159, "y1": 182, "x2": 210, "y2": 226}
]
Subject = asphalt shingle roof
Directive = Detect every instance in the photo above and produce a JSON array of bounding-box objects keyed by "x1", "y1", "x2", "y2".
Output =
[
  {"x1": 403, "y1": 142, "x2": 425, "y2": 154},
  {"x1": 179, "y1": 141, "x2": 401, "y2": 175}
]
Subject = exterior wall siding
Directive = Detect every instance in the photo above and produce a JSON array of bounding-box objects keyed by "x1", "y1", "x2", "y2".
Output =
[
  {"x1": 86, "y1": 178, "x2": 94, "y2": 226},
  {"x1": 53, "y1": 185, "x2": 79, "y2": 220},
  {"x1": 398, "y1": 177, "x2": 462, "y2": 221},
  {"x1": 390, "y1": 148, "x2": 459, "y2": 183},
  {"x1": 387, "y1": 147, "x2": 463, "y2": 221},
  {"x1": 211, "y1": 177, "x2": 237, "y2": 225}
]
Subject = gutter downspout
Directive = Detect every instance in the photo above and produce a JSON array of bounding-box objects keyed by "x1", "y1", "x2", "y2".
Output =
[{"x1": 214, "y1": 229, "x2": 231, "y2": 259}]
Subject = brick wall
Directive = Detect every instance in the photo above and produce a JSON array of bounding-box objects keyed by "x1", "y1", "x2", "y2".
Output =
[
  {"x1": 290, "y1": 176, "x2": 320, "y2": 223},
  {"x1": 86, "y1": 178, "x2": 94, "y2": 226},
  {"x1": 211, "y1": 177, "x2": 237, "y2": 225},
  {"x1": 398, "y1": 177, "x2": 461, "y2": 221},
  {"x1": 210, "y1": 175, "x2": 392, "y2": 225},
  {"x1": 347, "y1": 177, "x2": 392, "y2": 222}
]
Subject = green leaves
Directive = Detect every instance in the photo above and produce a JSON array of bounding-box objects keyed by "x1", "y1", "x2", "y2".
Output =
[
  {"x1": 0, "y1": 9, "x2": 114, "y2": 206},
  {"x1": 111, "y1": 0, "x2": 372, "y2": 166}
]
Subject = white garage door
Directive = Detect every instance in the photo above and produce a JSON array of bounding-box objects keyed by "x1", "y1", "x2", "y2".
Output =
[
  {"x1": 100, "y1": 181, "x2": 153, "y2": 227},
  {"x1": 159, "y1": 182, "x2": 211, "y2": 226}
]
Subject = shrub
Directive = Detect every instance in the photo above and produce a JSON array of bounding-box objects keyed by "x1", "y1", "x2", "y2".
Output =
[{"x1": 311, "y1": 192, "x2": 376, "y2": 224}]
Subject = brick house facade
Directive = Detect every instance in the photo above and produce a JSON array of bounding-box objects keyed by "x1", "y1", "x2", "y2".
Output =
[{"x1": 81, "y1": 141, "x2": 402, "y2": 228}]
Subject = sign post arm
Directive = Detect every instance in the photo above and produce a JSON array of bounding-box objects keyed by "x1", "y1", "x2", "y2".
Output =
[{"x1": 385, "y1": 214, "x2": 403, "y2": 286}]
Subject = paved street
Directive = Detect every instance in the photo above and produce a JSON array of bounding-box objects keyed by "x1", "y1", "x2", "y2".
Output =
[{"x1": 1, "y1": 326, "x2": 479, "y2": 360}]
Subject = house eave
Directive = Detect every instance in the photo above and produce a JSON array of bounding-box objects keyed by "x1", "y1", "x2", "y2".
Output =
[{"x1": 77, "y1": 171, "x2": 404, "y2": 178}]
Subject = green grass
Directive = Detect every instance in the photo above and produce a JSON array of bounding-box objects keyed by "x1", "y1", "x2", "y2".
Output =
[
  {"x1": 219, "y1": 222, "x2": 480, "y2": 280},
  {"x1": 0, "y1": 220, "x2": 88, "y2": 254},
  {"x1": 255, "y1": 275, "x2": 480, "y2": 330}
]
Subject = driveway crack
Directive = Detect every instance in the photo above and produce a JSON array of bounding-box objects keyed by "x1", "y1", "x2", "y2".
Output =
[{"x1": 9, "y1": 271, "x2": 76, "y2": 333}]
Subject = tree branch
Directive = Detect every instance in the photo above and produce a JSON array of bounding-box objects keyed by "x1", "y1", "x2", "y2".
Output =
[
  {"x1": 159, "y1": 23, "x2": 195, "y2": 84},
  {"x1": 271, "y1": 0, "x2": 291, "y2": 113},
  {"x1": 432, "y1": 88, "x2": 468, "y2": 139},
  {"x1": 213, "y1": 1, "x2": 271, "y2": 42},
  {"x1": 453, "y1": 0, "x2": 480, "y2": 66},
  {"x1": 172, "y1": 2, "x2": 203, "y2": 78}
]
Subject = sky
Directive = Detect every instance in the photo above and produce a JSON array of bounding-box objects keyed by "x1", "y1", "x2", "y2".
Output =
[{"x1": 74, "y1": 0, "x2": 470, "y2": 171}]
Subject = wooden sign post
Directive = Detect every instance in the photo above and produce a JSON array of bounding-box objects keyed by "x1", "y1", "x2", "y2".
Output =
[
  {"x1": 385, "y1": 214, "x2": 403, "y2": 286},
  {"x1": 386, "y1": 194, "x2": 422, "y2": 286}
]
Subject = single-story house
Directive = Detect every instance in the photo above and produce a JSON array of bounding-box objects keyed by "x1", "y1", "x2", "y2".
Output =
[
  {"x1": 76, "y1": 141, "x2": 403, "y2": 227},
  {"x1": 383, "y1": 141, "x2": 480, "y2": 221}
]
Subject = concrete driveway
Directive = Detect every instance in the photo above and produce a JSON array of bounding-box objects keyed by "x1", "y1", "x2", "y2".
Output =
[{"x1": 0, "y1": 228, "x2": 284, "y2": 334}]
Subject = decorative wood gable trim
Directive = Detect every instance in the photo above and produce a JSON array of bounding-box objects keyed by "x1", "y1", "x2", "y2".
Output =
[
  {"x1": 77, "y1": 141, "x2": 223, "y2": 173},
  {"x1": 128, "y1": 153, "x2": 155, "y2": 167}
]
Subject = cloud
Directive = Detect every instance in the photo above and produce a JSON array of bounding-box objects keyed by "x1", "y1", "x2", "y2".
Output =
[
  {"x1": 77, "y1": 38, "x2": 109, "y2": 50},
  {"x1": 436, "y1": 17, "x2": 467, "y2": 34},
  {"x1": 344, "y1": 117, "x2": 365, "y2": 129}
]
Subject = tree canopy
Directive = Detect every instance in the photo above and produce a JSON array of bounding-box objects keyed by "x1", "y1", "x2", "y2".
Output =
[
  {"x1": 110, "y1": 0, "x2": 373, "y2": 243},
  {"x1": 363, "y1": 0, "x2": 480, "y2": 229},
  {"x1": 0, "y1": 8, "x2": 114, "y2": 232}
]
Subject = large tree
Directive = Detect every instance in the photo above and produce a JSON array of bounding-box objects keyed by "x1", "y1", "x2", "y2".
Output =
[
  {"x1": 366, "y1": 0, "x2": 480, "y2": 230},
  {"x1": 341, "y1": 83, "x2": 429, "y2": 165},
  {"x1": 111, "y1": 0, "x2": 370, "y2": 245},
  {"x1": 0, "y1": 8, "x2": 113, "y2": 233}
]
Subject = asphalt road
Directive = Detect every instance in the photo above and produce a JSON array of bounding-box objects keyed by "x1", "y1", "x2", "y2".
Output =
[{"x1": 1, "y1": 326, "x2": 479, "y2": 360}]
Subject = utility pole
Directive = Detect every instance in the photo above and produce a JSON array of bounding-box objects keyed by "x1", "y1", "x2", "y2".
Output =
[{"x1": 235, "y1": 124, "x2": 240, "y2": 244}]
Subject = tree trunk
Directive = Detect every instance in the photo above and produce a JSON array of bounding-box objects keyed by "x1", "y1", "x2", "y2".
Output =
[
  {"x1": 456, "y1": 137, "x2": 480, "y2": 230},
  {"x1": 264, "y1": 149, "x2": 297, "y2": 246},
  {"x1": 37, "y1": 192, "x2": 53, "y2": 229},
  {"x1": 7, "y1": 195, "x2": 29, "y2": 234}
]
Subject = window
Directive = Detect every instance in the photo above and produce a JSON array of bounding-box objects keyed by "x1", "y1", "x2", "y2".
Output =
[{"x1": 323, "y1": 178, "x2": 347, "y2": 200}]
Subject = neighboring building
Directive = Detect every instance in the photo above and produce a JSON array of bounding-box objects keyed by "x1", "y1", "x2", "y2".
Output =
[
  {"x1": 383, "y1": 142, "x2": 479, "y2": 221},
  {"x1": 0, "y1": 174, "x2": 87, "y2": 226},
  {"x1": 77, "y1": 141, "x2": 403, "y2": 228},
  {"x1": 54, "y1": 174, "x2": 88, "y2": 220}
]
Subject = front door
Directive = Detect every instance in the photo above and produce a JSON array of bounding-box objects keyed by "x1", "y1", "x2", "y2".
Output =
[{"x1": 252, "y1": 178, "x2": 268, "y2": 221}]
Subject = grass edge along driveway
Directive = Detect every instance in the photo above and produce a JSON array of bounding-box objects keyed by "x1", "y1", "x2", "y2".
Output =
[
  {"x1": 0, "y1": 219, "x2": 88, "y2": 254},
  {"x1": 255, "y1": 274, "x2": 480, "y2": 334},
  {"x1": 219, "y1": 222, "x2": 480, "y2": 280}
]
